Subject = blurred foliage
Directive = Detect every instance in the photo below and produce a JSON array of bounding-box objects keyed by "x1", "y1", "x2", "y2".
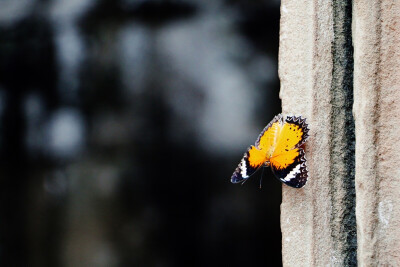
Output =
[{"x1": 0, "y1": 0, "x2": 282, "y2": 266}]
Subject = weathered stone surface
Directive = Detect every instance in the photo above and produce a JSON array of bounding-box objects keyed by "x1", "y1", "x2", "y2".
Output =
[
  {"x1": 354, "y1": 0, "x2": 400, "y2": 265},
  {"x1": 279, "y1": 0, "x2": 356, "y2": 266},
  {"x1": 279, "y1": 1, "x2": 333, "y2": 266}
]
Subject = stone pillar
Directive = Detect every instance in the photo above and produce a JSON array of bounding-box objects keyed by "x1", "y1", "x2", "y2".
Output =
[
  {"x1": 279, "y1": 0, "x2": 356, "y2": 266},
  {"x1": 353, "y1": 0, "x2": 400, "y2": 265}
]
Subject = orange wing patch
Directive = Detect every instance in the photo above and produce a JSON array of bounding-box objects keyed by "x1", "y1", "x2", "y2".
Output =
[
  {"x1": 255, "y1": 114, "x2": 283, "y2": 155},
  {"x1": 270, "y1": 148, "x2": 301, "y2": 170},
  {"x1": 247, "y1": 145, "x2": 267, "y2": 168},
  {"x1": 272, "y1": 122, "x2": 306, "y2": 157}
]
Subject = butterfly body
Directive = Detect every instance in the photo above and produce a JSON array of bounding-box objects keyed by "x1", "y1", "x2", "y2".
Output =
[{"x1": 231, "y1": 114, "x2": 309, "y2": 188}]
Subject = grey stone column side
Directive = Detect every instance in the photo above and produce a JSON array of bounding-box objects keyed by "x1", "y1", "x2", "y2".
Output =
[
  {"x1": 279, "y1": 0, "x2": 356, "y2": 266},
  {"x1": 354, "y1": 1, "x2": 400, "y2": 266}
]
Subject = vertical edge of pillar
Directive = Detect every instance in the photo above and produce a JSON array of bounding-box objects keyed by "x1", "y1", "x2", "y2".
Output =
[{"x1": 279, "y1": 0, "x2": 334, "y2": 266}]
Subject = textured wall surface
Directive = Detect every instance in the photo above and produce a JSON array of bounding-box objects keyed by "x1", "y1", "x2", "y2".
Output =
[
  {"x1": 354, "y1": 0, "x2": 400, "y2": 265},
  {"x1": 279, "y1": 0, "x2": 356, "y2": 266}
]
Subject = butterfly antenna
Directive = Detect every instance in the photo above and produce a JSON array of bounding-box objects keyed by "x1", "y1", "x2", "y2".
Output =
[
  {"x1": 241, "y1": 178, "x2": 248, "y2": 186},
  {"x1": 259, "y1": 167, "x2": 266, "y2": 189}
]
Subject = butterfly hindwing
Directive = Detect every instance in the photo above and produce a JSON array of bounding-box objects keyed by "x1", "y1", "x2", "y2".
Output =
[
  {"x1": 270, "y1": 148, "x2": 302, "y2": 170},
  {"x1": 231, "y1": 146, "x2": 265, "y2": 183},
  {"x1": 271, "y1": 148, "x2": 308, "y2": 188}
]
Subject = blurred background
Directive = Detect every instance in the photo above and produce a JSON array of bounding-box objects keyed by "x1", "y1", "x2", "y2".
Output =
[{"x1": 0, "y1": 0, "x2": 281, "y2": 266}]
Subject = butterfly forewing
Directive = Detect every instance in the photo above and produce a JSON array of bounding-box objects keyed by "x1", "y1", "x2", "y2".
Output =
[
  {"x1": 272, "y1": 116, "x2": 309, "y2": 157},
  {"x1": 255, "y1": 114, "x2": 283, "y2": 153}
]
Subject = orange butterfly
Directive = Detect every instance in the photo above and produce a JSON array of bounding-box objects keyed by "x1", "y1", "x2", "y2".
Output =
[{"x1": 231, "y1": 114, "x2": 309, "y2": 188}]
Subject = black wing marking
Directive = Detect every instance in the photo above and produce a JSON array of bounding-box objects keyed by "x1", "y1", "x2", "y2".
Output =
[
  {"x1": 271, "y1": 148, "x2": 308, "y2": 188},
  {"x1": 231, "y1": 147, "x2": 262, "y2": 184}
]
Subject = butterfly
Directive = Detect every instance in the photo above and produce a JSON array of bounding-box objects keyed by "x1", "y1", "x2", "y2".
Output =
[{"x1": 231, "y1": 114, "x2": 309, "y2": 188}]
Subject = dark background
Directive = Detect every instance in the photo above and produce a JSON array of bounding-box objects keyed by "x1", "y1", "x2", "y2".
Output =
[{"x1": 0, "y1": 0, "x2": 282, "y2": 266}]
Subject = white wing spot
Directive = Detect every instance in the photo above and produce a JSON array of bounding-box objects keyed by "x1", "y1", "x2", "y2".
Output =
[
  {"x1": 284, "y1": 164, "x2": 301, "y2": 181},
  {"x1": 240, "y1": 158, "x2": 248, "y2": 178}
]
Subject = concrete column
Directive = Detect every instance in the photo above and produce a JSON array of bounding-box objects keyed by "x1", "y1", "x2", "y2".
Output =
[
  {"x1": 279, "y1": 0, "x2": 356, "y2": 266},
  {"x1": 354, "y1": 1, "x2": 400, "y2": 265}
]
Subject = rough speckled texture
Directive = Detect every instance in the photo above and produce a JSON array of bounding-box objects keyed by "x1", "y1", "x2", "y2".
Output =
[
  {"x1": 279, "y1": 0, "x2": 356, "y2": 266},
  {"x1": 330, "y1": 1, "x2": 357, "y2": 266},
  {"x1": 354, "y1": 0, "x2": 400, "y2": 265}
]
